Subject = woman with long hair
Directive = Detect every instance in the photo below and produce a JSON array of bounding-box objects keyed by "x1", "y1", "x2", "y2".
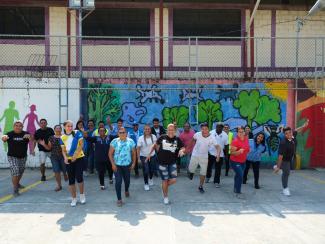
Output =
[
  {"x1": 61, "y1": 120, "x2": 86, "y2": 207},
  {"x1": 243, "y1": 132, "x2": 266, "y2": 189},
  {"x1": 137, "y1": 124, "x2": 157, "y2": 191}
]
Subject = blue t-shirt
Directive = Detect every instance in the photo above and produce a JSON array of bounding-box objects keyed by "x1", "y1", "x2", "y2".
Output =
[
  {"x1": 110, "y1": 138, "x2": 135, "y2": 166},
  {"x1": 247, "y1": 139, "x2": 266, "y2": 162}
]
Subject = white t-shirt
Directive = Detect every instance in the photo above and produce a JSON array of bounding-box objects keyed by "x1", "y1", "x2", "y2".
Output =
[
  {"x1": 192, "y1": 132, "x2": 217, "y2": 158},
  {"x1": 209, "y1": 130, "x2": 228, "y2": 157},
  {"x1": 137, "y1": 134, "x2": 157, "y2": 157}
]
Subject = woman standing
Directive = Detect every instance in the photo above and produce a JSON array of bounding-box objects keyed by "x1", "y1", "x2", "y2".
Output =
[
  {"x1": 61, "y1": 120, "x2": 86, "y2": 207},
  {"x1": 39, "y1": 125, "x2": 68, "y2": 191},
  {"x1": 230, "y1": 126, "x2": 250, "y2": 197},
  {"x1": 76, "y1": 120, "x2": 88, "y2": 175},
  {"x1": 243, "y1": 132, "x2": 266, "y2": 189},
  {"x1": 137, "y1": 124, "x2": 157, "y2": 191}
]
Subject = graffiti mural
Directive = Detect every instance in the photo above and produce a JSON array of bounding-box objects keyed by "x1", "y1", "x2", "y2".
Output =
[
  {"x1": 87, "y1": 79, "x2": 292, "y2": 165},
  {"x1": 88, "y1": 83, "x2": 121, "y2": 124},
  {"x1": 296, "y1": 79, "x2": 325, "y2": 168}
]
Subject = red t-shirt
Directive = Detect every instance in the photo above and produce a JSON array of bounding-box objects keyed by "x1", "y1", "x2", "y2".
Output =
[
  {"x1": 230, "y1": 136, "x2": 250, "y2": 163},
  {"x1": 179, "y1": 130, "x2": 195, "y2": 154}
]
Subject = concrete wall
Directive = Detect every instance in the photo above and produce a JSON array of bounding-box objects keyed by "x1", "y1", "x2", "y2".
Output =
[{"x1": 0, "y1": 78, "x2": 80, "y2": 168}]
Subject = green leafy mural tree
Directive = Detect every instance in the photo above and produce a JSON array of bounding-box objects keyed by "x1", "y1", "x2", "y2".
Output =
[
  {"x1": 234, "y1": 90, "x2": 281, "y2": 127},
  {"x1": 198, "y1": 99, "x2": 223, "y2": 129},
  {"x1": 162, "y1": 106, "x2": 189, "y2": 129},
  {"x1": 88, "y1": 83, "x2": 121, "y2": 124}
]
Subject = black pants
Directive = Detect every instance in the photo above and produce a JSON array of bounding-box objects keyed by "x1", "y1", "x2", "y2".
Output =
[
  {"x1": 224, "y1": 154, "x2": 230, "y2": 176},
  {"x1": 114, "y1": 165, "x2": 131, "y2": 200},
  {"x1": 66, "y1": 157, "x2": 84, "y2": 185},
  {"x1": 96, "y1": 160, "x2": 113, "y2": 186},
  {"x1": 206, "y1": 154, "x2": 223, "y2": 184},
  {"x1": 243, "y1": 160, "x2": 260, "y2": 186},
  {"x1": 134, "y1": 151, "x2": 139, "y2": 176}
]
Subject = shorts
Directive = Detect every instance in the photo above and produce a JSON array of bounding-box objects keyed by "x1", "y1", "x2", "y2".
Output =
[
  {"x1": 188, "y1": 156, "x2": 208, "y2": 176},
  {"x1": 159, "y1": 163, "x2": 177, "y2": 181},
  {"x1": 8, "y1": 156, "x2": 27, "y2": 177},
  {"x1": 39, "y1": 151, "x2": 51, "y2": 165},
  {"x1": 50, "y1": 157, "x2": 66, "y2": 173}
]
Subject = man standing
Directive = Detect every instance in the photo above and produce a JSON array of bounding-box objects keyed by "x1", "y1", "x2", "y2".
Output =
[
  {"x1": 179, "y1": 122, "x2": 195, "y2": 170},
  {"x1": 86, "y1": 119, "x2": 96, "y2": 174},
  {"x1": 151, "y1": 118, "x2": 165, "y2": 138},
  {"x1": 274, "y1": 127, "x2": 296, "y2": 196},
  {"x1": 110, "y1": 118, "x2": 124, "y2": 138},
  {"x1": 109, "y1": 127, "x2": 136, "y2": 207},
  {"x1": 148, "y1": 124, "x2": 185, "y2": 204},
  {"x1": 128, "y1": 122, "x2": 143, "y2": 177},
  {"x1": 223, "y1": 124, "x2": 233, "y2": 176},
  {"x1": 2, "y1": 121, "x2": 30, "y2": 196},
  {"x1": 206, "y1": 123, "x2": 228, "y2": 187},
  {"x1": 33, "y1": 118, "x2": 54, "y2": 181},
  {"x1": 188, "y1": 123, "x2": 221, "y2": 193}
]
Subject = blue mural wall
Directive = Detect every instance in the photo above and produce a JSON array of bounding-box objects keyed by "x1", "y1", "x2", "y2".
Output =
[{"x1": 87, "y1": 79, "x2": 291, "y2": 164}]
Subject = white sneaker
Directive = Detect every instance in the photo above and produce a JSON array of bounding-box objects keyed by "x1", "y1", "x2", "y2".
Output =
[
  {"x1": 163, "y1": 197, "x2": 169, "y2": 205},
  {"x1": 144, "y1": 184, "x2": 150, "y2": 191},
  {"x1": 283, "y1": 188, "x2": 291, "y2": 196},
  {"x1": 70, "y1": 198, "x2": 77, "y2": 207},
  {"x1": 149, "y1": 178, "x2": 154, "y2": 186},
  {"x1": 100, "y1": 185, "x2": 105, "y2": 190},
  {"x1": 80, "y1": 194, "x2": 86, "y2": 204},
  {"x1": 215, "y1": 183, "x2": 220, "y2": 188}
]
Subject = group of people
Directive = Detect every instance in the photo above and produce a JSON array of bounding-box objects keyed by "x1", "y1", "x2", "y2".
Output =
[{"x1": 1, "y1": 116, "x2": 308, "y2": 207}]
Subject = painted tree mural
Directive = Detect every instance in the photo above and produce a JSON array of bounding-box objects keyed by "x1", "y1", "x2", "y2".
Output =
[
  {"x1": 198, "y1": 99, "x2": 223, "y2": 129},
  {"x1": 88, "y1": 84, "x2": 121, "y2": 123},
  {"x1": 162, "y1": 106, "x2": 189, "y2": 128},
  {"x1": 233, "y1": 90, "x2": 281, "y2": 127}
]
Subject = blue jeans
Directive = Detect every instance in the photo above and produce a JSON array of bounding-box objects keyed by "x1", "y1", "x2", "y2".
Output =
[
  {"x1": 87, "y1": 147, "x2": 95, "y2": 172},
  {"x1": 114, "y1": 165, "x2": 131, "y2": 200},
  {"x1": 140, "y1": 155, "x2": 156, "y2": 184},
  {"x1": 230, "y1": 160, "x2": 246, "y2": 194}
]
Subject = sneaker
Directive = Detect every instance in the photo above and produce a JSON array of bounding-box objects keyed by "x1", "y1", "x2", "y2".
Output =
[
  {"x1": 109, "y1": 179, "x2": 113, "y2": 185},
  {"x1": 163, "y1": 197, "x2": 169, "y2": 205},
  {"x1": 144, "y1": 184, "x2": 150, "y2": 191},
  {"x1": 215, "y1": 183, "x2": 220, "y2": 188},
  {"x1": 125, "y1": 192, "x2": 130, "y2": 198},
  {"x1": 80, "y1": 194, "x2": 86, "y2": 204},
  {"x1": 235, "y1": 193, "x2": 245, "y2": 199},
  {"x1": 83, "y1": 171, "x2": 88, "y2": 177},
  {"x1": 18, "y1": 184, "x2": 25, "y2": 189},
  {"x1": 255, "y1": 185, "x2": 260, "y2": 189},
  {"x1": 13, "y1": 188, "x2": 20, "y2": 197},
  {"x1": 283, "y1": 188, "x2": 291, "y2": 196},
  {"x1": 148, "y1": 178, "x2": 154, "y2": 186},
  {"x1": 70, "y1": 198, "x2": 77, "y2": 207},
  {"x1": 117, "y1": 200, "x2": 123, "y2": 207},
  {"x1": 205, "y1": 178, "x2": 210, "y2": 183},
  {"x1": 187, "y1": 172, "x2": 194, "y2": 180},
  {"x1": 41, "y1": 175, "x2": 46, "y2": 181},
  {"x1": 100, "y1": 185, "x2": 105, "y2": 190},
  {"x1": 198, "y1": 186, "x2": 205, "y2": 193}
]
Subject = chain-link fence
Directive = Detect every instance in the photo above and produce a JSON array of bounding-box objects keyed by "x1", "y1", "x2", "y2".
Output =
[{"x1": 0, "y1": 35, "x2": 324, "y2": 81}]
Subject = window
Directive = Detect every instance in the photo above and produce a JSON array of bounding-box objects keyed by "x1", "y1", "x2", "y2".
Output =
[
  {"x1": 0, "y1": 7, "x2": 45, "y2": 37},
  {"x1": 173, "y1": 9, "x2": 241, "y2": 38},
  {"x1": 83, "y1": 9, "x2": 150, "y2": 37}
]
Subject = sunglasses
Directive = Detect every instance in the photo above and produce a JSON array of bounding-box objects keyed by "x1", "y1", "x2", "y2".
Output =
[{"x1": 119, "y1": 132, "x2": 126, "y2": 134}]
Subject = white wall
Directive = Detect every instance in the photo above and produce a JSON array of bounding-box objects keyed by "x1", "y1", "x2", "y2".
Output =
[{"x1": 0, "y1": 78, "x2": 80, "y2": 168}]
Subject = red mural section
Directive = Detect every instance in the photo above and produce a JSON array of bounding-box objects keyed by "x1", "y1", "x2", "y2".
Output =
[{"x1": 297, "y1": 79, "x2": 325, "y2": 168}]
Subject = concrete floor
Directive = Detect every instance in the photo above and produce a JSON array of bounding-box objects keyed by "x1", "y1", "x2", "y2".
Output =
[{"x1": 0, "y1": 168, "x2": 325, "y2": 244}]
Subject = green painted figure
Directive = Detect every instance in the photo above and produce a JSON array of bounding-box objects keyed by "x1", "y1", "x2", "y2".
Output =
[{"x1": 0, "y1": 101, "x2": 20, "y2": 152}]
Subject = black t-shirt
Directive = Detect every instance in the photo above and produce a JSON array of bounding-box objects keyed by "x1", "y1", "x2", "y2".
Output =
[
  {"x1": 34, "y1": 127, "x2": 55, "y2": 152},
  {"x1": 7, "y1": 131, "x2": 29, "y2": 158},
  {"x1": 278, "y1": 138, "x2": 295, "y2": 162},
  {"x1": 156, "y1": 134, "x2": 184, "y2": 165}
]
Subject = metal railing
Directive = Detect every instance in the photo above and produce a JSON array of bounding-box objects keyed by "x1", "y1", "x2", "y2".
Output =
[{"x1": 0, "y1": 35, "x2": 324, "y2": 80}]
